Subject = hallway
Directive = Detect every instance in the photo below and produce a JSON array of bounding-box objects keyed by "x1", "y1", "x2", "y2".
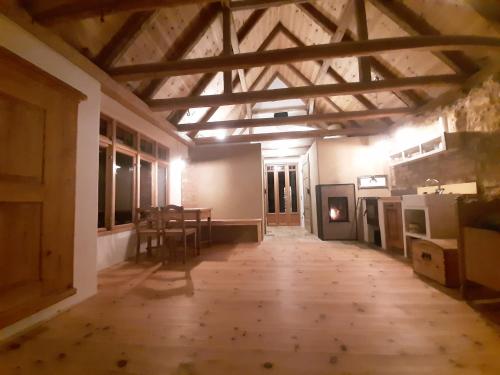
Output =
[{"x1": 1, "y1": 231, "x2": 500, "y2": 375}]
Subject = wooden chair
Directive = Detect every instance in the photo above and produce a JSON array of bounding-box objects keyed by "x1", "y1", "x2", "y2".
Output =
[
  {"x1": 135, "y1": 207, "x2": 161, "y2": 263},
  {"x1": 160, "y1": 205, "x2": 197, "y2": 264}
]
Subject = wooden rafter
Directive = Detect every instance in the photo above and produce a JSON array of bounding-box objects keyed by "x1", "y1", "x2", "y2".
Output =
[
  {"x1": 308, "y1": 1, "x2": 354, "y2": 115},
  {"x1": 30, "y1": 0, "x2": 305, "y2": 24},
  {"x1": 109, "y1": 35, "x2": 500, "y2": 81},
  {"x1": 367, "y1": 0, "x2": 479, "y2": 74},
  {"x1": 195, "y1": 125, "x2": 388, "y2": 145},
  {"x1": 297, "y1": 2, "x2": 426, "y2": 107},
  {"x1": 139, "y1": 3, "x2": 220, "y2": 99},
  {"x1": 146, "y1": 74, "x2": 465, "y2": 111},
  {"x1": 354, "y1": 0, "x2": 371, "y2": 83},
  {"x1": 168, "y1": 7, "x2": 267, "y2": 124},
  {"x1": 95, "y1": 11, "x2": 156, "y2": 69},
  {"x1": 178, "y1": 108, "x2": 413, "y2": 131}
]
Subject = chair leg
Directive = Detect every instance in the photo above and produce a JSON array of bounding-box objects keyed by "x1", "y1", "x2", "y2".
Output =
[
  {"x1": 183, "y1": 235, "x2": 187, "y2": 264},
  {"x1": 147, "y1": 236, "x2": 152, "y2": 257},
  {"x1": 193, "y1": 232, "x2": 197, "y2": 257},
  {"x1": 136, "y1": 234, "x2": 141, "y2": 263}
]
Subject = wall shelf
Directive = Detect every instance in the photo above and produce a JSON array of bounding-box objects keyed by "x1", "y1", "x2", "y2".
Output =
[{"x1": 390, "y1": 133, "x2": 447, "y2": 166}]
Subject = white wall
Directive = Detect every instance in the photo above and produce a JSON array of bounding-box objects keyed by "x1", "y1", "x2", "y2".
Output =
[{"x1": 0, "y1": 14, "x2": 100, "y2": 339}]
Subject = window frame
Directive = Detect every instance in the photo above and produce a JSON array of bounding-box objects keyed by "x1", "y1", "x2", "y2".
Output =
[{"x1": 97, "y1": 115, "x2": 170, "y2": 235}]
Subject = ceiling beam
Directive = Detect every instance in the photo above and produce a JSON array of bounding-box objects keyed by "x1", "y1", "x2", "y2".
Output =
[
  {"x1": 195, "y1": 125, "x2": 388, "y2": 145},
  {"x1": 147, "y1": 74, "x2": 465, "y2": 111},
  {"x1": 109, "y1": 35, "x2": 500, "y2": 81},
  {"x1": 465, "y1": 0, "x2": 500, "y2": 26},
  {"x1": 94, "y1": 11, "x2": 156, "y2": 70},
  {"x1": 167, "y1": 7, "x2": 266, "y2": 124},
  {"x1": 297, "y1": 2, "x2": 426, "y2": 107},
  {"x1": 178, "y1": 108, "x2": 413, "y2": 131},
  {"x1": 367, "y1": 0, "x2": 480, "y2": 74},
  {"x1": 354, "y1": 0, "x2": 371, "y2": 83},
  {"x1": 308, "y1": 1, "x2": 354, "y2": 114},
  {"x1": 30, "y1": 0, "x2": 303, "y2": 24},
  {"x1": 139, "y1": 3, "x2": 221, "y2": 98}
]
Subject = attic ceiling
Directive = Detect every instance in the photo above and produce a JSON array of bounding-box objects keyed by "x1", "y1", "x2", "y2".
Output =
[{"x1": 16, "y1": 0, "x2": 500, "y2": 147}]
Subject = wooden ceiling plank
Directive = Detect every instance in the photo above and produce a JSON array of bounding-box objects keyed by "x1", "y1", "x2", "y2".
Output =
[
  {"x1": 195, "y1": 125, "x2": 388, "y2": 145},
  {"x1": 222, "y1": 2, "x2": 232, "y2": 95},
  {"x1": 367, "y1": 0, "x2": 480, "y2": 74},
  {"x1": 354, "y1": 0, "x2": 371, "y2": 83},
  {"x1": 147, "y1": 74, "x2": 466, "y2": 111},
  {"x1": 178, "y1": 108, "x2": 412, "y2": 131},
  {"x1": 168, "y1": 7, "x2": 267, "y2": 125},
  {"x1": 297, "y1": 2, "x2": 426, "y2": 107},
  {"x1": 95, "y1": 11, "x2": 156, "y2": 70},
  {"x1": 253, "y1": 105, "x2": 307, "y2": 114},
  {"x1": 139, "y1": 2, "x2": 220, "y2": 99},
  {"x1": 109, "y1": 35, "x2": 500, "y2": 81},
  {"x1": 230, "y1": 0, "x2": 309, "y2": 11},
  {"x1": 308, "y1": 1, "x2": 354, "y2": 114}
]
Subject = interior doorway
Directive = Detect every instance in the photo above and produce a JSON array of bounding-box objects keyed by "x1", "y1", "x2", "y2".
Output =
[
  {"x1": 301, "y1": 156, "x2": 313, "y2": 233},
  {"x1": 265, "y1": 163, "x2": 300, "y2": 226}
]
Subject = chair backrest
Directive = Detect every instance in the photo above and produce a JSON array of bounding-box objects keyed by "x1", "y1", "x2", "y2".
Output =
[
  {"x1": 135, "y1": 207, "x2": 160, "y2": 231},
  {"x1": 161, "y1": 205, "x2": 186, "y2": 233}
]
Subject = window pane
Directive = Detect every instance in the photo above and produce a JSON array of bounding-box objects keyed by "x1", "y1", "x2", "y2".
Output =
[
  {"x1": 267, "y1": 171, "x2": 275, "y2": 213},
  {"x1": 289, "y1": 169, "x2": 298, "y2": 213},
  {"x1": 278, "y1": 171, "x2": 285, "y2": 213},
  {"x1": 99, "y1": 117, "x2": 109, "y2": 137},
  {"x1": 115, "y1": 152, "x2": 134, "y2": 225},
  {"x1": 116, "y1": 126, "x2": 135, "y2": 148},
  {"x1": 139, "y1": 159, "x2": 152, "y2": 208},
  {"x1": 140, "y1": 139, "x2": 154, "y2": 155},
  {"x1": 98, "y1": 147, "x2": 107, "y2": 228},
  {"x1": 158, "y1": 146, "x2": 168, "y2": 161},
  {"x1": 157, "y1": 165, "x2": 167, "y2": 207}
]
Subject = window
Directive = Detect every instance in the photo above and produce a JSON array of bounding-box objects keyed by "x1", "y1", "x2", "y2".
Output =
[
  {"x1": 289, "y1": 166, "x2": 298, "y2": 213},
  {"x1": 114, "y1": 152, "x2": 134, "y2": 225},
  {"x1": 97, "y1": 114, "x2": 170, "y2": 231},
  {"x1": 139, "y1": 159, "x2": 152, "y2": 208},
  {"x1": 157, "y1": 165, "x2": 168, "y2": 207},
  {"x1": 98, "y1": 147, "x2": 107, "y2": 228}
]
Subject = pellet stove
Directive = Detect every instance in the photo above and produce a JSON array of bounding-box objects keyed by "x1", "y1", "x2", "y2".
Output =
[{"x1": 316, "y1": 184, "x2": 357, "y2": 240}]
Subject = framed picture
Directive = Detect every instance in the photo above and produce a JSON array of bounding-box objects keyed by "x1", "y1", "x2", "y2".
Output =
[{"x1": 357, "y1": 175, "x2": 388, "y2": 189}]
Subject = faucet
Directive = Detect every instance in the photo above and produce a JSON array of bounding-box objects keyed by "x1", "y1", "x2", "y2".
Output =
[{"x1": 425, "y1": 178, "x2": 445, "y2": 194}]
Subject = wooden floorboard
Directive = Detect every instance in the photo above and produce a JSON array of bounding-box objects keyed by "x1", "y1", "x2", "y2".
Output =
[{"x1": 1, "y1": 227, "x2": 500, "y2": 374}]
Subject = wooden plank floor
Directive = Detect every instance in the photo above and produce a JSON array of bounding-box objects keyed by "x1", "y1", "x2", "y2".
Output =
[{"x1": 1, "y1": 227, "x2": 500, "y2": 374}]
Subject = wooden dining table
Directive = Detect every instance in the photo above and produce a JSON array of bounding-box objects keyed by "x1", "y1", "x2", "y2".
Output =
[{"x1": 183, "y1": 208, "x2": 212, "y2": 255}]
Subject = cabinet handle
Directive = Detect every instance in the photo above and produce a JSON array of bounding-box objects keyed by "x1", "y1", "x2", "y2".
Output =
[{"x1": 421, "y1": 252, "x2": 432, "y2": 261}]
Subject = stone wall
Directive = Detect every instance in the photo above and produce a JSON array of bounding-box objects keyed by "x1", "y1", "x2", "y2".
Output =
[{"x1": 390, "y1": 78, "x2": 500, "y2": 199}]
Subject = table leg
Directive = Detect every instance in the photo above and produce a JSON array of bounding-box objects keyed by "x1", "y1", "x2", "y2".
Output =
[
  {"x1": 208, "y1": 216, "x2": 212, "y2": 246},
  {"x1": 197, "y1": 212, "x2": 201, "y2": 256}
]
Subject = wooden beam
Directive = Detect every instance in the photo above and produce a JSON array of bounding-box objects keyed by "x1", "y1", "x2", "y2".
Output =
[
  {"x1": 110, "y1": 35, "x2": 500, "y2": 81},
  {"x1": 308, "y1": 2, "x2": 354, "y2": 114},
  {"x1": 95, "y1": 11, "x2": 156, "y2": 70},
  {"x1": 140, "y1": 3, "x2": 220, "y2": 99},
  {"x1": 297, "y1": 2, "x2": 426, "y2": 107},
  {"x1": 465, "y1": 0, "x2": 500, "y2": 25},
  {"x1": 167, "y1": 8, "x2": 266, "y2": 124},
  {"x1": 178, "y1": 108, "x2": 413, "y2": 131},
  {"x1": 147, "y1": 74, "x2": 465, "y2": 111},
  {"x1": 222, "y1": 2, "x2": 232, "y2": 95},
  {"x1": 253, "y1": 105, "x2": 307, "y2": 114},
  {"x1": 31, "y1": 0, "x2": 302, "y2": 24},
  {"x1": 367, "y1": 0, "x2": 479, "y2": 74},
  {"x1": 195, "y1": 125, "x2": 388, "y2": 145},
  {"x1": 354, "y1": 0, "x2": 371, "y2": 83}
]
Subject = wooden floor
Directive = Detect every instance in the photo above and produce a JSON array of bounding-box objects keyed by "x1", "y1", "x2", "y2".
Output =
[{"x1": 2, "y1": 227, "x2": 500, "y2": 374}]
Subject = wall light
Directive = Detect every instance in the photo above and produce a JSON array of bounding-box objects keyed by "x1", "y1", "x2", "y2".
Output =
[
  {"x1": 323, "y1": 135, "x2": 344, "y2": 139},
  {"x1": 171, "y1": 158, "x2": 186, "y2": 171},
  {"x1": 215, "y1": 129, "x2": 226, "y2": 140}
]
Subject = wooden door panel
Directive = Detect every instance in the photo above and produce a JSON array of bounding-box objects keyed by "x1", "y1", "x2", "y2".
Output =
[
  {"x1": 0, "y1": 47, "x2": 83, "y2": 328},
  {"x1": 0, "y1": 203, "x2": 42, "y2": 291}
]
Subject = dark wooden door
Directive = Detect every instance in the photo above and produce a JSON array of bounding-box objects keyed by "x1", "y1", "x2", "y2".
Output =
[{"x1": 384, "y1": 202, "x2": 404, "y2": 252}]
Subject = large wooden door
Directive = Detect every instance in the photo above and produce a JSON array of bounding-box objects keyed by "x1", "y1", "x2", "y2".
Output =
[
  {"x1": 0, "y1": 48, "x2": 83, "y2": 328},
  {"x1": 384, "y1": 202, "x2": 404, "y2": 252},
  {"x1": 301, "y1": 157, "x2": 312, "y2": 233},
  {"x1": 265, "y1": 164, "x2": 300, "y2": 226}
]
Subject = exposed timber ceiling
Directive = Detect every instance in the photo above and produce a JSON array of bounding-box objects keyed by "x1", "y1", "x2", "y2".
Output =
[{"x1": 13, "y1": 0, "x2": 500, "y2": 145}]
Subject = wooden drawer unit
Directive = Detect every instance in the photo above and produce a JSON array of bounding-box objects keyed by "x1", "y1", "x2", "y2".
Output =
[{"x1": 411, "y1": 239, "x2": 459, "y2": 287}]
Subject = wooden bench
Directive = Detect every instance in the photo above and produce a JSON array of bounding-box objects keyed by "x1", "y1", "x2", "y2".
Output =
[{"x1": 196, "y1": 219, "x2": 263, "y2": 244}]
